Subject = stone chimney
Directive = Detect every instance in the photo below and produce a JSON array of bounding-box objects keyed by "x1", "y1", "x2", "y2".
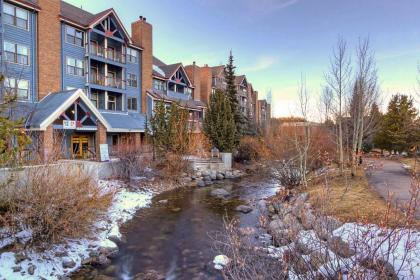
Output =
[
  {"x1": 37, "y1": 0, "x2": 61, "y2": 100},
  {"x1": 185, "y1": 62, "x2": 202, "y2": 102},
  {"x1": 131, "y1": 16, "x2": 153, "y2": 114}
]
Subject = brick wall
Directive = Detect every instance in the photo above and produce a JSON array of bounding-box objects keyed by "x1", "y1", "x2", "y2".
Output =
[
  {"x1": 37, "y1": 0, "x2": 61, "y2": 100},
  {"x1": 185, "y1": 64, "x2": 202, "y2": 101},
  {"x1": 131, "y1": 17, "x2": 153, "y2": 114},
  {"x1": 95, "y1": 122, "x2": 107, "y2": 161},
  {"x1": 199, "y1": 65, "x2": 212, "y2": 105}
]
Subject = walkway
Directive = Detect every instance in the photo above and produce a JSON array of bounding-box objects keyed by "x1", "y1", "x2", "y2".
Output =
[{"x1": 365, "y1": 158, "x2": 419, "y2": 219}]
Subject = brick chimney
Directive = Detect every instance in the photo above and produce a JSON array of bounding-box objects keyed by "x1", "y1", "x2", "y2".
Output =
[
  {"x1": 131, "y1": 16, "x2": 152, "y2": 114},
  {"x1": 185, "y1": 62, "x2": 202, "y2": 102},
  {"x1": 37, "y1": 0, "x2": 61, "y2": 100},
  {"x1": 199, "y1": 65, "x2": 212, "y2": 105}
]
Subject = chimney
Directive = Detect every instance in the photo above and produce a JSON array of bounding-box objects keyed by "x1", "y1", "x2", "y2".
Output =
[
  {"x1": 199, "y1": 65, "x2": 212, "y2": 105},
  {"x1": 37, "y1": 0, "x2": 61, "y2": 100},
  {"x1": 131, "y1": 16, "x2": 153, "y2": 114}
]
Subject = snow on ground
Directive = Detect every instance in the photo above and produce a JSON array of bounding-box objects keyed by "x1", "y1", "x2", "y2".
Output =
[
  {"x1": 266, "y1": 223, "x2": 420, "y2": 280},
  {"x1": 0, "y1": 180, "x2": 153, "y2": 280}
]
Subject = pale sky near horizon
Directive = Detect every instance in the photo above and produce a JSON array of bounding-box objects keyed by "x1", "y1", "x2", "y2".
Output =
[{"x1": 65, "y1": 0, "x2": 420, "y2": 118}]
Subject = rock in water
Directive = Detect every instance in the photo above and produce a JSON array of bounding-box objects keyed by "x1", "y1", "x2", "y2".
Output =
[
  {"x1": 213, "y1": 255, "x2": 230, "y2": 270},
  {"x1": 210, "y1": 188, "x2": 230, "y2": 198},
  {"x1": 235, "y1": 205, "x2": 253, "y2": 214},
  {"x1": 62, "y1": 257, "x2": 76, "y2": 269}
]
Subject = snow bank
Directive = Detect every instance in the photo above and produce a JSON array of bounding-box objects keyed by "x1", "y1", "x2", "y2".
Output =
[
  {"x1": 0, "y1": 180, "x2": 153, "y2": 280},
  {"x1": 266, "y1": 223, "x2": 420, "y2": 280}
]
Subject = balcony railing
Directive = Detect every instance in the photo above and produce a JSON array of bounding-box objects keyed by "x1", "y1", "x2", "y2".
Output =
[
  {"x1": 90, "y1": 73, "x2": 125, "y2": 89},
  {"x1": 89, "y1": 44, "x2": 126, "y2": 64}
]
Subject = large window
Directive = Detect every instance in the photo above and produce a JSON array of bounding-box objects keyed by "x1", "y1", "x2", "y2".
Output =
[
  {"x1": 127, "y1": 97, "x2": 137, "y2": 111},
  {"x1": 153, "y1": 79, "x2": 166, "y2": 91},
  {"x1": 127, "y1": 73, "x2": 137, "y2": 87},
  {"x1": 66, "y1": 57, "x2": 84, "y2": 76},
  {"x1": 126, "y1": 48, "x2": 137, "y2": 63},
  {"x1": 107, "y1": 95, "x2": 116, "y2": 111},
  {"x1": 4, "y1": 3, "x2": 29, "y2": 30},
  {"x1": 90, "y1": 92, "x2": 98, "y2": 108},
  {"x1": 4, "y1": 78, "x2": 30, "y2": 100},
  {"x1": 4, "y1": 41, "x2": 29, "y2": 65},
  {"x1": 66, "y1": 26, "x2": 84, "y2": 47}
]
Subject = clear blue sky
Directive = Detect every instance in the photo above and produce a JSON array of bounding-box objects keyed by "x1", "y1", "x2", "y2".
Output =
[{"x1": 66, "y1": 0, "x2": 420, "y2": 117}]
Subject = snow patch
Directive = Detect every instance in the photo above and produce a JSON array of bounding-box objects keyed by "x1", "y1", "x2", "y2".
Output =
[{"x1": 0, "y1": 180, "x2": 153, "y2": 280}]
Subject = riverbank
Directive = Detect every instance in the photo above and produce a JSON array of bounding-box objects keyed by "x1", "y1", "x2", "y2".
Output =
[{"x1": 0, "y1": 180, "x2": 153, "y2": 279}]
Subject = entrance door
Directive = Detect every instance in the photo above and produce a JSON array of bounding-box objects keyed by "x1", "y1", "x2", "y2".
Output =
[{"x1": 71, "y1": 135, "x2": 90, "y2": 159}]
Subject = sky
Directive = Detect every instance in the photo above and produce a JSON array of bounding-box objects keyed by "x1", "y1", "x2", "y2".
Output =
[{"x1": 65, "y1": 0, "x2": 420, "y2": 117}]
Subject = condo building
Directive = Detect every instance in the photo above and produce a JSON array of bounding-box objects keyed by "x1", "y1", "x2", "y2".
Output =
[{"x1": 1, "y1": 0, "x2": 270, "y2": 162}]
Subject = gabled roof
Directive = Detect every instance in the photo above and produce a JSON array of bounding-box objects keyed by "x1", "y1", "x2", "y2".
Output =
[
  {"x1": 153, "y1": 57, "x2": 167, "y2": 67},
  {"x1": 159, "y1": 63, "x2": 183, "y2": 79},
  {"x1": 235, "y1": 75, "x2": 247, "y2": 85},
  {"x1": 60, "y1": 2, "x2": 133, "y2": 45},
  {"x1": 27, "y1": 89, "x2": 112, "y2": 131},
  {"x1": 211, "y1": 65, "x2": 225, "y2": 77}
]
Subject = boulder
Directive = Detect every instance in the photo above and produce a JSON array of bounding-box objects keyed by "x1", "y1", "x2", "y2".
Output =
[
  {"x1": 203, "y1": 176, "x2": 212, "y2": 182},
  {"x1": 62, "y1": 258, "x2": 76, "y2": 269},
  {"x1": 360, "y1": 258, "x2": 398, "y2": 280},
  {"x1": 327, "y1": 236, "x2": 355, "y2": 258},
  {"x1": 213, "y1": 255, "x2": 230, "y2": 270},
  {"x1": 210, "y1": 188, "x2": 230, "y2": 198},
  {"x1": 235, "y1": 205, "x2": 253, "y2": 214},
  {"x1": 309, "y1": 251, "x2": 329, "y2": 270},
  {"x1": 197, "y1": 180, "x2": 205, "y2": 187},
  {"x1": 28, "y1": 264, "x2": 36, "y2": 275},
  {"x1": 201, "y1": 170, "x2": 210, "y2": 177},
  {"x1": 283, "y1": 250, "x2": 309, "y2": 274},
  {"x1": 216, "y1": 173, "x2": 224, "y2": 180},
  {"x1": 299, "y1": 209, "x2": 316, "y2": 230}
]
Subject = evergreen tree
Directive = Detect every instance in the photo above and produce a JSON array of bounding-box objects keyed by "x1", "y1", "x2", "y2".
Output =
[
  {"x1": 204, "y1": 89, "x2": 236, "y2": 152},
  {"x1": 224, "y1": 51, "x2": 243, "y2": 145},
  {"x1": 147, "y1": 101, "x2": 190, "y2": 157},
  {"x1": 373, "y1": 94, "x2": 418, "y2": 152}
]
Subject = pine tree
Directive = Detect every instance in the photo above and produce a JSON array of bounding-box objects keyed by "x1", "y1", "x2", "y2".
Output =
[
  {"x1": 204, "y1": 89, "x2": 236, "y2": 152},
  {"x1": 224, "y1": 51, "x2": 243, "y2": 145},
  {"x1": 147, "y1": 101, "x2": 190, "y2": 157},
  {"x1": 374, "y1": 94, "x2": 418, "y2": 152}
]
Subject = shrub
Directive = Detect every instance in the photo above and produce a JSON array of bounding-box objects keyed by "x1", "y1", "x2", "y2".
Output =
[
  {"x1": 236, "y1": 136, "x2": 270, "y2": 162},
  {"x1": 0, "y1": 165, "x2": 113, "y2": 245}
]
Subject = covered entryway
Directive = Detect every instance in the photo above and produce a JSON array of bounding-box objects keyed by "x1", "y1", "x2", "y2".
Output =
[{"x1": 71, "y1": 134, "x2": 92, "y2": 159}]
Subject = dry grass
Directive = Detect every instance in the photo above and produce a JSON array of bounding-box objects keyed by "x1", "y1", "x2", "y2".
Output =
[
  {"x1": 0, "y1": 165, "x2": 113, "y2": 246},
  {"x1": 307, "y1": 170, "x2": 411, "y2": 226},
  {"x1": 400, "y1": 157, "x2": 419, "y2": 174}
]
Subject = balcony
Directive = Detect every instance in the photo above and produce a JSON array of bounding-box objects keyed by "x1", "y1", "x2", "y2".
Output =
[
  {"x1": 89, "y1": 44, "x2": 126, "y2": 64},
  {"x1": 90, "y1": 73, "x2": 125, "y2": 90},
  {"x1": 188, "y1": 120, "x2": 203, "y2": 133}
]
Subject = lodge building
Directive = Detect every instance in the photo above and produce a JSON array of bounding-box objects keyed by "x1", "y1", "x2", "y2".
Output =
[{"x1": 1, "y1": 0, "x2": 271, "y2": 162}]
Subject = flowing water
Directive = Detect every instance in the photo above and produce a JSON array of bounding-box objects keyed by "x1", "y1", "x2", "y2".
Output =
[{"x1": 73, "y1": 177, "x2": 279, "y2": 280}]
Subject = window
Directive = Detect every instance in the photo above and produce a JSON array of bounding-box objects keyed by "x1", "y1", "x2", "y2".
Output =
[
  {"x1": 90, "y1": 92, "x2": 98, "y2": 108},
  {"x1": 127, "y1": 97, "x2": 137, "y2": 111},
  {"x1": 66, "y1": 26, "x2": 84, "y2": 47},
  {"x1": 127, "y1": 73, "x2": 137, "y2": 87},
  {"x1": 153, "y1": 79, "x2": 166, "y2": 91},
  {"x1": 126, "y1": 48, "x2": 137, "y2": 63},
  {"x1": 4, "y1": 3, "x2": 29, "y2": 30},
  {"x1": 107, "y1": 95, "x2": 116, "y2": 111},
  {"x1": 66, "y1": 57, "x2": 84, "y2": 76},
  {"x1": 4, "y1": 78, "x2": 30, "y2": 100},
  {"x1": 4, "y1": 41, "x2": 29, "y2": 65}
]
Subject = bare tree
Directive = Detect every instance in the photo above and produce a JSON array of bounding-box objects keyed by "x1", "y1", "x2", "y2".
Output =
[
  {"x1": 351, "y1": 38, "x2": 379, "y2": 175},
  {"x1": 294, "y1": 75, "x2": 311, "y2": 187},
  {"x1": 325, "y1": 37, "x2": 352, "y2": 175}
]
